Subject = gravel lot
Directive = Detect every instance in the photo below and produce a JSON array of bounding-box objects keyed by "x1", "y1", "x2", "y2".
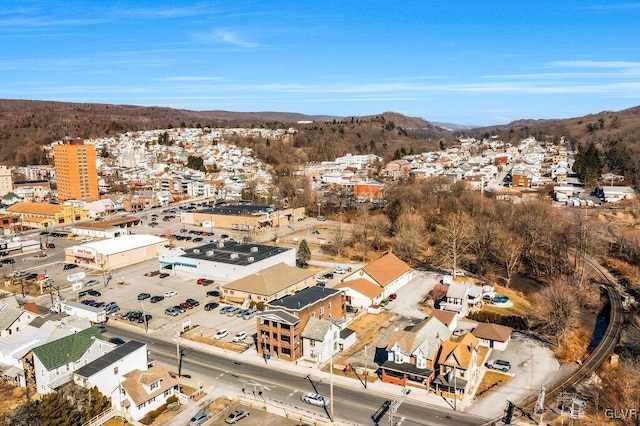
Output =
[{"x1": 467, "y1": 332, "x2": 562, "y2": 417}]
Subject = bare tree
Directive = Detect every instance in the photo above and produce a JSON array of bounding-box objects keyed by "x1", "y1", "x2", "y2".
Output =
[
  {"x1": 492, "y1": 230, "x2": 525, "y2": 287},
  {"x1": 432, "y1": 211, "x2": 472, "y2": 275},
  {"x1": 533, "y1": 280, "x2": 578, "y2": 346},
  {"x1": 368, "y1": 214, "x2": 391, "y2": 250},
  {"x1": 391, "y1": 213, "x2": 426, "y2": 264}
]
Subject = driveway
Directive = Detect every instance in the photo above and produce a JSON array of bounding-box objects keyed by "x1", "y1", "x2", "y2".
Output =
[
  {"x1": 385, "y1": 270, "x2": 440, "y2": 319},
  {"x1": 467, "y1": 332, "x2": 562, "y2": 417}
]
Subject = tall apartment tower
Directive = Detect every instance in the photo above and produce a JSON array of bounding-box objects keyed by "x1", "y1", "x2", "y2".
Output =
[
  {"x1": 0, "y1": 166, "x2": 13, "y2": 197},
  {"x1": 53, "y1": 139, "x2": 99, "y2": 201}
]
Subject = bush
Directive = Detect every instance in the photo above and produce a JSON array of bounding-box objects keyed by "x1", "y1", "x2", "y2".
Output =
[
  {"x1": 468, "y1": 311, "x2": 529, "y2": 331},
  {"x1": 139, "y1": 403, "x2": 168, "y2": 425},
  {"x1": 165, "y1": 395, "x2": 178, "y2": 405}
]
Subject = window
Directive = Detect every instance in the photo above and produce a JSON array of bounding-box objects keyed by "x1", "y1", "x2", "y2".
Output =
[
  {"x1": 114, "y1": 367, "x2": 118, "y2": 375},
  {"x1": 320, "y1": 306, "x2": 325, "y2": 316},
  {"x1": 150, "y1": 381, "x2": 159, "y2": 390},
  {"x1": 309, "y1": 340, "x2": 315, "y2": 347}
]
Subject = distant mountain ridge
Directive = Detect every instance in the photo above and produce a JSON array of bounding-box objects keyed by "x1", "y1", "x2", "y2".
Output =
[{"x1": 0, "y1": 98, "x2": 639, "y2": 167}]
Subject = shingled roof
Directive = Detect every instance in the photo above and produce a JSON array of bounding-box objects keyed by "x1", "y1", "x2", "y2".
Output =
[
  {"x1": 223, "y1": 263, "x2": 314, "y2": 296},
  {"x1": 472, "y1": 322, "x2": 512, "y2": 343},
  {"x1": 7, "y1": 201, "x2": 64, "y2": 216},
  {"x1": 360, "y1": 252, "x2": 411, "y2": 287},
  {"x1": 32, "y1": 326, "x2": 104, "y2": 370}
]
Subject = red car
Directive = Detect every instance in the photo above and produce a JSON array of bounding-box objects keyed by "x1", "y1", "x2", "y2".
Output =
[
  {"x1": 197, "y1": 278, "x2": 206, "y2": 285},
  {"x1": 180, "y1": 302, "x2": 194, "y2": 310},
  {"x1": 46, "y1": 243, "x2": 56, "y2": 249},
  {"x1": 388, "y1": 293, "x2": 398, "y2": 301}
]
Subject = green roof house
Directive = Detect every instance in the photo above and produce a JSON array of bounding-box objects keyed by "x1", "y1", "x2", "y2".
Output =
[{"x1": 31, "y1": 326, "x2": 116, "y2": 394}]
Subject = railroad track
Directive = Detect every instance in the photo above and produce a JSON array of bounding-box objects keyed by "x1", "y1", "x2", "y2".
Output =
[{"x1": 484, "y1": 257, "x2": 624, "y2": 425}]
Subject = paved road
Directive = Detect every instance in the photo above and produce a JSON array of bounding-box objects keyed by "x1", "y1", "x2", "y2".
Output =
[{"x1": 106, "y1": 325, "x2": 487, "y2": 426}]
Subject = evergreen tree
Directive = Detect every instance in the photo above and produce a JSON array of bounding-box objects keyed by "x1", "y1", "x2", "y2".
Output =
[
  {"x1": 297, "y1": 239, "x2": 311, "y2": 267},
  {"x1": 573, "y1": 142, "x2": 602, "y2": 187}
]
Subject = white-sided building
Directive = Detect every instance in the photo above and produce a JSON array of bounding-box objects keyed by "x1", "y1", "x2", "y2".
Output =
[
  {"x1": 159, "y1": 240, "x2": 295, "y2": 282},
  {"x1": 31, "y1": 326, "x2": 116, "y2": 394},
  {"x1": 340, "y1": 252, "x2": 413, "y2": 300},
  {"x1": 0, "y1": 296, "x2": 38, "y2": 338},
  {"x1": 120, "y1": 363, "x2": 178, "y2": 421},
  {"x1": 65, "y1": 234, "x2": 169, "y2": 270},
  {"x1": 301, "y1": 317, "x2": 341, "y2": 364},
  {"x1": 73, "y1": 340, "x2": 149, "y2": 419}
]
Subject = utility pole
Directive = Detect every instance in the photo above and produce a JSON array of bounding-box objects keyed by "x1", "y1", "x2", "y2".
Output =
[
  {"x1": 176, "y1": 326, "x2": 181, "y2": 392},
  {"x1": 534, "y1": 386, "x2": 545, "y2": 426},
  {"x1": 329, "y1": 331, "x2": 334, "y2": 423},
  {"x1": 364, "y1": 344, "x2": 368, "y2": 389},
  {"x1": 140, "y1": 301, "x2": 148, "y2": 333}
]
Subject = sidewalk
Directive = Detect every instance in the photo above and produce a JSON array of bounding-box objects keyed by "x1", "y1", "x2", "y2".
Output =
[{"x1": 176, "y1": 334, "x2": 454, "y2": 413}]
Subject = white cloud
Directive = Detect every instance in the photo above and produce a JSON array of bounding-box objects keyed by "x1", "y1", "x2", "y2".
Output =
[
  {"x1": 158, "y1": 76, "x2": 223, "y2": 82},
  {"x1": 192, "y1": 29, "x2": 258, "y2": 48}
]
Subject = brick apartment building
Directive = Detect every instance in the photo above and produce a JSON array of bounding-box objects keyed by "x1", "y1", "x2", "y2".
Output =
[{"x1": 256, "y1": 286, "x2": 345, "y2": 362}]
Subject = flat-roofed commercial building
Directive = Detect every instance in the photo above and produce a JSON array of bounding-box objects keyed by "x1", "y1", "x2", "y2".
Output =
[
  {"x1": 70, "y1": 215, "x2": 142, "y2": 239},
  {"x1": 6, "y1": 201, "x2": 89, "y2": 229},
  {"x1": 65, "y1": 234, "x2": 169, "y2": 270},
  {"x1": 180, "y1": 202, "x2": 305, "y2": 231},
  {"x1": 158, "y1": 240, "x2": 295, "y2": 282}
]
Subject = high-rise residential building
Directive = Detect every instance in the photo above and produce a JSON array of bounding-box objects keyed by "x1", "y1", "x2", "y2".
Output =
[
  {"x1": 53, "y1": 139, "x2": 99, "y2": 201},
  {"x1": 0, "y1": 166, "x2": 13, "y2": 197}
]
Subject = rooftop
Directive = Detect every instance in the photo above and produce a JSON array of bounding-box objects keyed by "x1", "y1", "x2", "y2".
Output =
[
  {"x1": 75, "y1": 340, "x2": 145, "y2": 378},
  {"x1": 196, "y1": 201, "x2": 289, "y2": 217},
  {"x1": 223, "y1": 263, "x2": 314, "y2": 296},
  {"x1": 32, "y1": 326, "x2": 104, "y2": 370},
  {"x1": 179, "y1": 241, "x2": 292, "y2": 266},
  {"x1": 78, "y1": 234, "x2": 168, "y2": 255},
  {"x1": 268, "y1": 286, "x2": 340, "y2": 312}
]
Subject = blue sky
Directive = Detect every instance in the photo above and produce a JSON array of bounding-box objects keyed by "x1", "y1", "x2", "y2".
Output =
[{"x1": 1, "y1": 1, "x2": 639, "y2": 126}]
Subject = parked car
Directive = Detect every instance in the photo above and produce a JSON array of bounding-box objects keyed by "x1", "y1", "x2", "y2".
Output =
[
  {"x1": 46, "y1": 243, "x2": 56, "y2": 249},
  {"x1": 180, "y1": 302, "x2": 194, "y2": 310},
  {"x1": 85, "y1": 279, "x2": 99, "y2": 287},
  {"x1": 219, "y1": 305, "x2": 233, "y2": 314},
  {"x1": 109, "y1": 337, "x2": 125, "y2": 346},
  {"x1": 87, "y1": 289, "x2": 101, "y2": 297},
  {"x1": 226, "y1": 307, "x2": 241, "y2": 316},
  {"x1": 388, "y1": 293, "x2": 397, "y2": 301},
  {"x1": 242, "y1": 309, "x2": 258, "y2": 320},
  {"x1": 204, "y1": 302, "x2": 219, "y2": 311},
  {"x1": 193, "y1": 237, "x2": 203, "y2": 243},
  {"x1": 137, "y1": 314, "x2": 152, "y2": 324},
  {"x1": 2, "y1": 258, "x2": 16, "y2": 264},
  {"x1": 316, "y1": 276, "x2": 328, "y2": 285},
  {"x1": 333, "y1": 266, "x2": 346, "y2": 274},
  {"x1": 172, "y1": 305, "x2": 186, "y2": 313},
  {"x1": 316, "y1": 216, "x2": 326, "y2": 221},
  {"x1": 232, "y1": 331, "x2": 247, "y2": 342},
  {"x1": 213, "y1": 329, "x2": 229, "y2": 340},
  {"x1": 346, "y1": 305, "x2": 359, "y2": 314},
  {"x1": 126, "y1": 311, "x2": 143, "y2": 322},
  {"x1": 206, "y1": 290, "x2": 221, "y2": 297},
  {"x1": 189, "y1": 412, "x2": 211, "y2": 426},
  {"x1": 165, "y1": 290, "x2": 178, "y2": 298},
  {"x1": 150, "y1": 295, "x2": 165, "y2": 303},
  {"x1": 225, "y1": 409, "x2": 249, "y2": 424},
  {"x1": 63, "y1": 263, "x2": 78, "y2": 270},
  {"x1": 159, "y1": 272, "x2": 170, "y2": 278},
  {"x1": 301, "y1": 392, "x2": 329, "y2": 407},
  {"x1": 486, "y1": 359, "x2": 511, "y2": 372},
  {"x1": 104, "y1": 302, "x2": 120, "y2": 314},
  {"x1": 81, "y1": 299, "x2": 96, "y2": 306},
  {"x1": 165, "y1": 307, "x2": 179, "y2": 316},
  {"x1": 186, "y1": 298, "x2": 200, "y2": 307},
  {"x1": 138, "y1": 293, "x2": 151, "y2": 300}
]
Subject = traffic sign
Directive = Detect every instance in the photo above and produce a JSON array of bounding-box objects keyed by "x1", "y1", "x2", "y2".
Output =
[
  {"x1": 67, "y1": 271, "x2": 86, "y2": 282},
  {"x1": 72, "y1": 282, "x2": 83, "y2": 291}
]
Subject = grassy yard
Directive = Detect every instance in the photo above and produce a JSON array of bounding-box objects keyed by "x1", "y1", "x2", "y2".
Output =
[
  {"x1": 474, "y1": 371, "x2": 512, "y2": 401},
  {"x1": 480, "y1": 284, "x2": 531, "y2": 317}
]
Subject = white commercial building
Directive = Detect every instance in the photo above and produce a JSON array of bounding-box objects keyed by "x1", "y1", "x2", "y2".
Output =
[
  {"x1": 159, "y1": 240, "x2": 295, "y2": 282},
  {"x1": 65, "y1": 234, "x2": 169, "y2": 270}
]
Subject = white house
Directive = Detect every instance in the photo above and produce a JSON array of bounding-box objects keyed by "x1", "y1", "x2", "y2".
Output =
[
  {"x1": 301, "y1": 317, "x2": 340, "y2": 365},
  {"x1": 31, "y1": 326, "x2": 116, "y2": 394},
  {"x1": 73, "y1": 340, "x2": 149, "y2": 420},
  {"x1": 341, "y1": 252, "x2": 413, "y2": 300},
  {"x1": 334, "y1": 278, "x2": 385, "y2": 310},
  {"x1": 120, "y1": 363, "x2": 178, "y2": 421},
  {"x1": 440, "y1": 283, "x2": 483, "y2": 318},
  {"x1": 0, "y1": 296, "x2": 38, "y2": 338},
  {"x1": 472, "y1": 322, "x2": 512, "y2": 351}
]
